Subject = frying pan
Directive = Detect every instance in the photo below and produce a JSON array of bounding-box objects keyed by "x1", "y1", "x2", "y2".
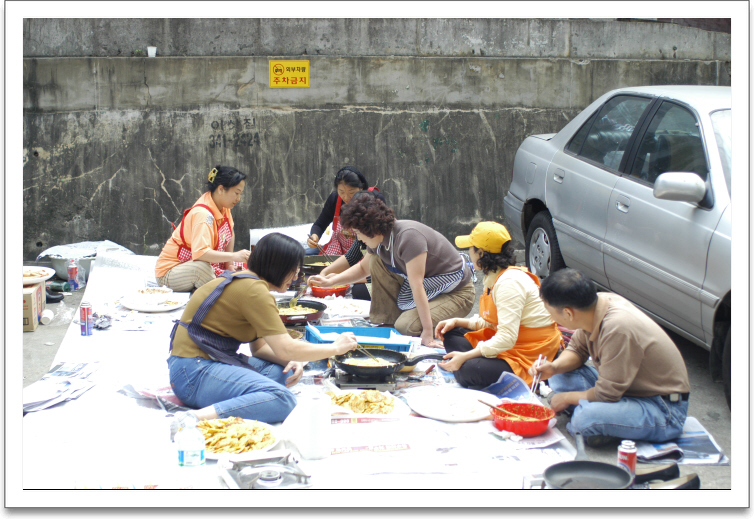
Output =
[
  {"x1": 543, "y1": 433, "x2": 633, "y2": 489},
  {"x1": 277, "y1": 299, "x2": 327, "y2": 324},
  {"x1": 301, "y1": 255, "x2": 342, "y2": 275},
  {"x1": 331, "y1": 348, "x2": 445, "y2": 378}
]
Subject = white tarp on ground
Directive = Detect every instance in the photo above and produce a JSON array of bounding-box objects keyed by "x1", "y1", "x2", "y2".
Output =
[
  {"x1": 250, "y1": 223, "x2": 331, "y2": 249},
  {"x1": 22, "y1": 256, "x2": 575, "y2": 490}
]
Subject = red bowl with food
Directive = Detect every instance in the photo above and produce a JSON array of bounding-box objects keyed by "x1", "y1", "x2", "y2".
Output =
[
  {"x1": 310, "y1": 284, "x2": 349, "y2": 298},
  {"x1": 491, "y1": 402, "x2": 555, "y2": 437}
]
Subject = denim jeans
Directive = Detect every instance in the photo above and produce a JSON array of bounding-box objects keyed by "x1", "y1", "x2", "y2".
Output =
[
  {"x1": 168, "y1": 355, "x2": 298, "y2": 424},
  {"x1": 548, "y1": 365, "x2": 689, "y2": 443}
]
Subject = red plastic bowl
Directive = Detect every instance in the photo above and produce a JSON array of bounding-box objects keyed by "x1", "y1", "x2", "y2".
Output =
[
  {"x1": 310, "y1": 285, "x2": 349, "y2": 298},
  {"x1": 492, "y1": 402, "x2": 555, "y2": 437}
]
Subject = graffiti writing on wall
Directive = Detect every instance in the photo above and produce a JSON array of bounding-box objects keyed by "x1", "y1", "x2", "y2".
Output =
[{"x1": 208, "y1": 117, "x2": 261, "y2": 149}]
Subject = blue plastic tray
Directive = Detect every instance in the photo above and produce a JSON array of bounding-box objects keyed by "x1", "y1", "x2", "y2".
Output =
[{"x1": 304, "y1": 325, "x2": 414, "y2": 353}]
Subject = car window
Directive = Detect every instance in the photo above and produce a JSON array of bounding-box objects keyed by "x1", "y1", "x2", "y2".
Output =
[
  {"x1": 575, "y1": 96, "x2": 652, "y2": 172},
  {"x1": 566, "y1": 112, "x2": 597, "y2": 154},
  {"x1": 629, "y1": 101, "x2": 709, "y2": 185},
  {"x1": 710, "y1": 109, "x2": 731, "y2": 197}
]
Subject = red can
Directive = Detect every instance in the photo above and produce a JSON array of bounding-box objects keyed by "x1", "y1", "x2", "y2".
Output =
[
  {"x1": 80, "y1": 302, "x2": 93, "y2": 336},
  {"x1": 617, "y1": 439, "x2": 637, "y2": 481}
]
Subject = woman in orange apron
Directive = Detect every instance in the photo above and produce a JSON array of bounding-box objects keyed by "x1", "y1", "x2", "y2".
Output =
[
  {"x1": 306, "y1": 166, "x2": 378, "y2": 257},
  {"x1": 155, "y1": 166, "x2": 251, "y2": 292},
  {"x1": 435, "y1": 221, "x2": 563, "y2": 389}
]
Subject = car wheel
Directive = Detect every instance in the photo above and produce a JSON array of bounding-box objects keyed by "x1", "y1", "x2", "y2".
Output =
[
  {"x1": 525, "y1": 211, "x2": 565, "y2": 280},
  {"x1": 722, "y1": 324, "x2": 731, "y2": 409}
]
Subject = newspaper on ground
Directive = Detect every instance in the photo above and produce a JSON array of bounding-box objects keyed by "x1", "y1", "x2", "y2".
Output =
[
  {"x1": 634, "y1": 416, "x2": 729, "y2": 465},
  {"x1": 483, "y1": 371, "x2": 534, "y2": 400},
  {"x1": 23, "y1": 361, "x2": 99, "y2": 413}
]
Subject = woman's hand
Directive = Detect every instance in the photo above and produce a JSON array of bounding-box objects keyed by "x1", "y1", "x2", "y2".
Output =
[
  {"x1": 439, "y1": 351, "x2": 468, "y2": 372},
  {"x1": 233, "y1": 249, "x2": 251, "y2": 264},
  {"x1": 434, "y1": 318, "x2": 457, "y2": 340},
  {"x1": 307, "y1": 234, "x2": 320, "y2": 248},
  {"x1": 283, "y1": 361, "x2": 304, "y2": 387},
  {"x1": 421, "y1": 329, "x2": 443, "y2": 349},
  {"x1": 308, "y1": 273, "x2": 336, "y2": 287},
  {"x1": 332, "y1": 332, "x2": 358, "y2": 356}
]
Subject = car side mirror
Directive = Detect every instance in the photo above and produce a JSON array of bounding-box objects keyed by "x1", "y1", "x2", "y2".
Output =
[{"x1": 653, "y1": 172, "x2": 706, "y2": 204}]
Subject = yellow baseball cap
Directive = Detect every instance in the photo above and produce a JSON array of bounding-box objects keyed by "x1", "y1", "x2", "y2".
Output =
[{"x1": 455, "y1": 221, "x2": 511, "y2": 253}]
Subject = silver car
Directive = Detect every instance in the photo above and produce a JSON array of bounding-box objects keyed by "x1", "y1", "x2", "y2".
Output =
[{"x1": 503, "y1": 85, "x2": 731, "y2": 406}]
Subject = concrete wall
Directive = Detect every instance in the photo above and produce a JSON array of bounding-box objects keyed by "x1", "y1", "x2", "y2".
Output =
[{"x1": 23, "y1": 19, "x2": 731, "y2": 259}]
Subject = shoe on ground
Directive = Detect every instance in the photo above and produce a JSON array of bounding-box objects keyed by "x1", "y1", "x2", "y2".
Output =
[
  {"x1": 46, "y1": 289, "x2": 63, "y2": 303},
  {"x1": 170, "y1": 410, "x2": 198, "y2": 442},
  {"x1": 585, "y1": 434, "x2": 622, "y2": 448},
  {"x1": 635, "y1": 473, "x2": 700, "y2": 490},
  {"x1": 634, "y1": 462, "x2": 680, "y2": 484}
]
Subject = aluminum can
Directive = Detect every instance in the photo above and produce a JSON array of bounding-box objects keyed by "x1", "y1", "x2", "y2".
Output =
[
  {"x1": 67, "y1": 261, "x2": 79, "y2": 291},
  {"x1": 617, "y1": 439, "x2": 637, "y2": 481},
  {"x1": 80, "y1": 302, "x2": 93, "y2": 336}
]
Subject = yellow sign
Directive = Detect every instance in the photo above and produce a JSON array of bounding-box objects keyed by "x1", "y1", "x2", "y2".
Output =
[{"x1": 269, "y1": 60, "x2": 310, "y2": 88}]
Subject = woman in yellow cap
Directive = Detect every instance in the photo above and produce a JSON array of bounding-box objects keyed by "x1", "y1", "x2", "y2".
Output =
[
  {"x1": 435, "y1": 221, "x2": 562, "y2": 389},
  {"x1": 155, "y1": 166, "x2": 251, "y2": 292}
]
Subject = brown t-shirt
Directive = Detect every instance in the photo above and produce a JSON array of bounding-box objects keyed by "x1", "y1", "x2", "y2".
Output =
[
  {"x1": 566, "y1": 293, "x2": 690, "y2": 402},
  {"x1": 366, "y1": 220, "x2": 470, "y2": 287},
  {"x1": 170, "y1": 273, "x2": 287, "y2": 359}
]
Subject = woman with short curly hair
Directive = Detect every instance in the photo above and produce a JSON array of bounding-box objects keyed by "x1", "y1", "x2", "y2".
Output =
[
  {"x1": 309, "y1": 192, "x2": 475, "y2": 347},
  {"x1": 434, "y1": 221, "x2": 562, "y2": 389}
]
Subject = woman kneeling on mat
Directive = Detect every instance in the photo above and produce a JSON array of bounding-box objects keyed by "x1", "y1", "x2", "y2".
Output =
[{"x1": 435, "y1": 221, "x2": 562, "y2": 389}]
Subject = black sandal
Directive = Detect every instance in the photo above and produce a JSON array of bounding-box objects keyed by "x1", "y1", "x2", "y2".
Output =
[{"x1": 634, "y1": 461, "x2": 680, "y2": 484}]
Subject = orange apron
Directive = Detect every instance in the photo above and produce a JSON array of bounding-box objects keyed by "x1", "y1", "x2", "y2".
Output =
[{"x1": 464, "y1": 266, "x2": 562, "y2": 385}]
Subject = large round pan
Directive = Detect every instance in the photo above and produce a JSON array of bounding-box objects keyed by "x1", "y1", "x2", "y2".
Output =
[
  {"x1": 277, "y1": 299, "x2": 327, "y2": 324},
  {"x1": 332, "y1": 348, "x2": 445, "y2": 378},
  {"x1": 543, "y1": 433, "x2": 633, "y2": 489}
]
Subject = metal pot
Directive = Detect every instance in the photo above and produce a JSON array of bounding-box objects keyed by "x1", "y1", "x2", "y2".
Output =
[
  {"x1": 543, "y1": 433, "x2": 633, "y2": 490},
  {"x1": 277, "y1": 299, "x2": 327, "y2": 324},
  {"x1": 331, "y1": 348, "x2": 445, "y2": 378}
]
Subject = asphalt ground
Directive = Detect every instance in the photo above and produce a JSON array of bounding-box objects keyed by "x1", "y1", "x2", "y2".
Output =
[{"x1": 22, "y1": 256, "x2": 732, "y2": 489}]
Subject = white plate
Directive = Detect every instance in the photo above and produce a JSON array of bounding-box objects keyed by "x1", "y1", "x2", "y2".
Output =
[
  {"x1": 203, "y1": 420, "x2": 280, "y2": 461},
  {"x1": 403, "y1": 386, "x2": 500, "y2": 423},
  {"x1": 23, "y1": 266, "x2": 56, "y2": 285},
  {"x1": 119, "y1": 294, "x2": 188, "y2": 313},
  {"x1": 326, "y1": 389, "x2": 411, "y2": 418}
]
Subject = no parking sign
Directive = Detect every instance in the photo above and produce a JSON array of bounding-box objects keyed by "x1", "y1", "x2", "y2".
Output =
[{"x1": 269, "y1": 60, "x2": 310, "y2": 88}]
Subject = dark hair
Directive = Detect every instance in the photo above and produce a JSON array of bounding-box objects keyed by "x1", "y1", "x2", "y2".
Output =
[
  {"x1": 248, "y1": 233, "x2": 303, "y2": 288},
  {"x1": 340, "y1": 191, "x2": 395, "y2": 238},
  {"x1": 473, "y1": 242, "x2": 517, "y2": 275},
  {"x1": 333, "y1": 166, "x2": 368, "y2": 191},
  {"x1": 207, "y1": 165, "x2": 247, "y2": 193},
  {"x1": 539, "y1": 268, "x2": 598, "y2": 310}
]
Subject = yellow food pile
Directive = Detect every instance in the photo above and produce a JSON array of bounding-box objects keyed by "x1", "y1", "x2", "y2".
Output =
[
  {"x1": 23, "y1": 268, "x2": 47, "y2": 278},
  {"x1": 326, "y1": 390, "x2": 395, "y2": 414},
  {"x1": 196, "y1": 417, "x2": 276, "y2": 454},
  {"x1": 343, "y1": 357, "x2": 394, "y2": 367}
]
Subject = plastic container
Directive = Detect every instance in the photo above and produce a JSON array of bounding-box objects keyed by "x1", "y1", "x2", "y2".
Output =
[
  {"x1": 305, "y1": 325, "x2": 413, "y2": 352},
  {"x1": 294, "y1": 394, "x2": 331, "y2": 460},
  {"x1": 310, "y1": 285, "x2": 349, "y2": 298},
  {"x1": 175, "y1": 415, "x2": 206, "y2": 467},
  {"x1": 491, "y1": 402, "x2": 555, "y2": 437}
]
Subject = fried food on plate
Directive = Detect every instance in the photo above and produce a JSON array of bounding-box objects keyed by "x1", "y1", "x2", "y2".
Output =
[
  {"x1": 326, "y1": 389, "x2": 396, "y2": 414},
  {"x1": 196, "y1": 416, "x2": 276, "y2": 454}
]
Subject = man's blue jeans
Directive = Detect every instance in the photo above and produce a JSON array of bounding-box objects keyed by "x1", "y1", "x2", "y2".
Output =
[
  {"x1": 168, "y1": 356, "x2": 297, "y2": 424},
  {"x1": 548, "y1": 365, "x2": 688, "y2": 443}
]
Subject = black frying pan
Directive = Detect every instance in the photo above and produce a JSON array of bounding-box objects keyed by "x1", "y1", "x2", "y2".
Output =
[
  {"x1": 332, "y1": 348, "x2": 445, "y2": 378},
  {"x1": 276, "y1": 299, "x2": 327, "y2": 324},
  {"x1": 543, "y1": 433, "x2": 633, "y2": 489}
]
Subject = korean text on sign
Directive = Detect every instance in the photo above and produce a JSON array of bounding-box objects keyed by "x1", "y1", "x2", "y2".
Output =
[{"x1": 269, "y1": 60, "x2": 310, "y2": 89}]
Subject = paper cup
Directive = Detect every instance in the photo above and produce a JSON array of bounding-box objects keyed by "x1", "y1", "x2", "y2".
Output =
[
  {"x1": 147, "y1": 46, "x2": 157, "y2": 57},
  {"x1": 40, "y1": 309, "x2": 54, "y2": 325}
]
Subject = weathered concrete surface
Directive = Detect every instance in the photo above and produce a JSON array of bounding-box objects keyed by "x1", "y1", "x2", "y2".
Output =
[
  {"x1": 23, "y1": 18, "x2": 731, "y2": 62},
  {"x1": 23, "y1": 19, "x2": 731, "y2": 260}
]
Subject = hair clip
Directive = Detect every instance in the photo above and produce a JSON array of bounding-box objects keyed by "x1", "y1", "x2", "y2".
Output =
[{"x1": 208, "y1": 168, "x2": 218, "y2": 183}]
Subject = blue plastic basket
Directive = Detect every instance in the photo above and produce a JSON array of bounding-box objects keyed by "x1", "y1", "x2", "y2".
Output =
[{"x1": 304, "y1": 325, "x2": 414, "y2": 353}]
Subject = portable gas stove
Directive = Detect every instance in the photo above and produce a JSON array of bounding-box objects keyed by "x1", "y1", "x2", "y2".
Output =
[{"x1": 331, "y1": 369, "x2": 398, "y2": 391}]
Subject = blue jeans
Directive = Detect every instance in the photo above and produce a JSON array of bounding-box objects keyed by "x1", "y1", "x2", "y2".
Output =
[
  {"x1": 304, "y1": 247, "x2": 320, "y2": 256},
  {"x1": 168, "y1": 356, "x2": 298, "y2": 424},
  {"x1": 548, "y1": 365, "x2": 689, "y2": 443}
]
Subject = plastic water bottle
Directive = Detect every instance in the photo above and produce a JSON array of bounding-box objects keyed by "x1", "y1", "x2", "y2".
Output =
[
  {"x1": 67, "y1": 259, "x2": 79, "y2": 291},
  {"x1": 175, "y1": 414, "x2": 206, "y2": 467},
  {"x1": 296, "y1": 394, "x2": 331, "y2": 460}
]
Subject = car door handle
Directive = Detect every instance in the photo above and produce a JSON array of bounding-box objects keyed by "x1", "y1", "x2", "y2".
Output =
[
  {"x1": 615, "y1": 195, "x2": 630, "y2": 213},
  {"x1": 553, "y1": 169, "x2": 565, "y2": 184}
]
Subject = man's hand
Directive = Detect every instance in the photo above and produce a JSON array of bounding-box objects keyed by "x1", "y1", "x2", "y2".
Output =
[
  {"x1": 283, "y1": 361, "x2": 304, "y2": 387},
  {"x1": 434, "y1": 318, "x2": 457, "y2": 341},
  {"x1": 528, "y1": 359, "x2": 558, "y2": 381},
  {"x1": 439, "y1": 351, "x2": 467, "y2": 372}
]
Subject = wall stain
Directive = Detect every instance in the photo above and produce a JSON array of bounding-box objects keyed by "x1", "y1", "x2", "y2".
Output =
[{"x1": 419, "y1": 120, "x2": 429, "y2": 132}]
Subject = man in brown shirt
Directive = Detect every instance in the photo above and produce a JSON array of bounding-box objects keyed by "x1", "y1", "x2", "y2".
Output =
[{"x1": 530, "y1": 268, "x2": 690, "y2": 444}]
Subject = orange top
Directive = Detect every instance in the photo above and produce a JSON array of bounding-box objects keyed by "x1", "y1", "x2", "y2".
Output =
[{"x1": 155, "y1": 191, "x2": 234, "y2": 278}]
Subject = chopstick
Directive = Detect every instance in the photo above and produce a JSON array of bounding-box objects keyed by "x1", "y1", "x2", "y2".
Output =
[
  {"x1": 307, "y1": 234, "x2": 336, "y2": 264},
  {"x1": 529, "y1": 354, "x2": 544, "y2": 401},
  {"x1": 477, "y1": 400, "x2": 542, "y2": 421},
  {"x1": 356, "y1": 344, "x2": 382, "y2": 363}
]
